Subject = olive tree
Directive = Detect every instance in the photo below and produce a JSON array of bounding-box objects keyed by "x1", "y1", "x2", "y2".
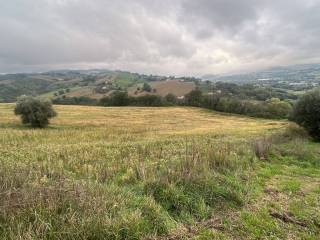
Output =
[
  {"x1": 14, "y1": 96, "x2": 57, "y2": 128},
  {"x1": 291, "y1": 89, "x2": 320, "y2": 141}
]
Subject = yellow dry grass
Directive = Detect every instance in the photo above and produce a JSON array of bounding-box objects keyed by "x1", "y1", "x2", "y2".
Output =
[
  {"x1": 128, "y1": 80, "x2": 196, "y2": 97},
  {"x1": 0, "y1": 104, "x2": 287, "y2": 141},
  {"x1": 4, "y1": 103, "x2": 315, "y2": 240},
  {"x1": 150, "y1": 80, "x2": 196, "y2": 97}
]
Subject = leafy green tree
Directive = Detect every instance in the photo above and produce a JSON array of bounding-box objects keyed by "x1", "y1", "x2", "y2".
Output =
[
  {"x1": 266, "y1": 98, "x2": 292, "y2": 118},
  {"x1": 185, "y1": 89, "x2": 203, "y2": 107},
  {"x1": 99, "y1": 91, "x2": 130, "y2": 106},
  {"x1": 135, "y1": 95, "x2": 163, "y2": 106},
  {"x1": 58, "y1": 90, "x2": 65, "y2": 95},
  {"x1": 291, "y1": 89, "x2": 320, "y2": 140},
  {"x1": 14, "y1": 96, "x2": 57, "y2": 128},
  {"x1": 165, "y1": 93, "x2": 177, "y2": 105},
  {"x1": 143, "y1": 83, "x2": 152, "y2": 92},
  {"x1": 110, "y1": 91, "x2": 130, "y2": 106},
  {"x1": 53, "y1": 96, "x2": 97, "y2": 106},
  {"x1": 201, "y1": 94, "x2": 221, "y2": 109}
]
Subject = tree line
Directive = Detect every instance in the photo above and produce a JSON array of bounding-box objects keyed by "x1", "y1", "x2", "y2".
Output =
[
  {"x1": 53, "y1": 89, "x2": 292, "y2": 119},
  {"x1": 13, "y1": 88, "x2": 320, "y2": 141},
  {"x1": 184, "y1": 90, "x2": 292, "y2": 119}
]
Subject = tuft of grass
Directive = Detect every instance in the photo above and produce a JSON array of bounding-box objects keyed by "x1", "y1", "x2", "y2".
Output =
[
  {"x1": 252, "y1": 137, "x2": 272, "y2": 160},
  {"x1": 238, "y1": 208, "x2": 285, "y2": 239}
]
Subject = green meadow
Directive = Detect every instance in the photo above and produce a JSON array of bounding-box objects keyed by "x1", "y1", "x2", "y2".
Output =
[{"x1": 0, "y1": 104, "x2": 319, "y2": 239}]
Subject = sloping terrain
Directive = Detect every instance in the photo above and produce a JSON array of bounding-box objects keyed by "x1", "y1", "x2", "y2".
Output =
[
  {"x1": 150, "y1": 80, "x2": 195, "y2": 97},
  {"x1": 0, "y1": 70, "x2": 196, "y2": 102},
  {"x1": 128, "y1": 80, "x2": 196, "y2": 97},
  {"x1": 2, "y1": 63, "x2": 320, "y2": 103},
  {"x1": 1, "y1": 104, "x2": 319, "y2": 239}
]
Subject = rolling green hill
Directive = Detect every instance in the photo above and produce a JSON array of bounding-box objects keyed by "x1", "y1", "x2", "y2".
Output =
[
  {"x1": 1, "y1": 63, "x2": 320, "y2": 104},
  {"x1": 0, "y1": 70, "x2": 196, "y2": 102}
]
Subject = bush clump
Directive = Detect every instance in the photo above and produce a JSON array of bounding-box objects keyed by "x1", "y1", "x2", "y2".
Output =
[
  {"x1": 291, "y1": 89, "x2": 320, "y2": 141},
  {"x1": 14, "y1": 96, "x2": 57, "y2": 128}
]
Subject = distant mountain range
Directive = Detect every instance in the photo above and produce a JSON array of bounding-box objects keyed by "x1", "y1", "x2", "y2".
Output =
[
  {"x1": 1, "y1": 63, "x2": 319, "y2": 102},
  {"x1": 203, "y1": 63, "x2": 320, "y2": 83},
  {"x1": 0, "y1": 69, "x2": 197, "y2": 102}
]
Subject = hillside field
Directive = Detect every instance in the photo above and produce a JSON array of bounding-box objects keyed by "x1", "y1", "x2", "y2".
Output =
[
  {"x1": 128, "y1": 80, "x2": 196, "y2": 98},
  {"x1": 0, "y1": 104, "x2": 319, "y2": 239}
]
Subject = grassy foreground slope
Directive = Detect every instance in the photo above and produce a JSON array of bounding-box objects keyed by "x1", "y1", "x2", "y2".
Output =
[{"x1": 0, "y1": 105, "x2": 319, "y2": 239}]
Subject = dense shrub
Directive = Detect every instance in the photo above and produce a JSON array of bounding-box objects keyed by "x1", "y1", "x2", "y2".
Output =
[
  {"x1": 164, "y1": 93, "x2": 177, "y2": 105},
  {"x1": 52, "y1": 88, "x2": 292, "y2": 120},
  {"x1": 291, "y1": 89, "x2": 320, "y2": 141},
  {"x1": 100, "y1": 93, "x2": 166, "y2": 107},
  {"x1": 143, "y1": 83, "x2": 152, "y2": 92},
  {"x1": 99, "y1": 93, "x2": 170, "y2": 107},
  {"x1": 185, "y1": 89, "x2": 203, "y2": 107},
  {"x1": 58, "y1": 90, "x2": 65, "y2": 95},
  {"x1": 100, "y1": 91, "x2": 130, "y2": 106},
  {"x1": 265, "y1": 98, "x2": 292, "y2": 118},
  {"x1": 201, "y1": 94, "x2": 291, "y2": 119},
  {"x1": 53, "y1": 96, "x2": 98, "y2": 106},
  {"x1": 14, "y1": 96, "x2": 57, "y2": 128},
  {"x1": 134, "y1": 95, "x2": 164, "y2": 106}
]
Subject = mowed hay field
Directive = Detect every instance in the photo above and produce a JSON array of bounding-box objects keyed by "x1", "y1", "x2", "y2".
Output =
[{"x1": 0, "y1": 104, "x2": 319, "y2": 239}]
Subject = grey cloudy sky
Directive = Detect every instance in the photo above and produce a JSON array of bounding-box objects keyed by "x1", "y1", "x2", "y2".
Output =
[{"x1": 1, "y1": 0, "x2": 320, "y2": 75}]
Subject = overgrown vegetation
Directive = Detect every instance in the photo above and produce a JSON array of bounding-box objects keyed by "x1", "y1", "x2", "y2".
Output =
[
  {"x1": 0, "y1": 104, "x2": 319, "y2": 239},
  {"x1": 14, "y1": 96, "x2": 57, "y2": 128},
  {"x1": 53, "y1": 88, "x2": 292, "y2": 119},
  {"x1": 53, "y1": 96, "x2": 99, "y2": 105},
  {"x1": 291, "y1": 88, "x2": 320, "y2": 141},
  {"x1": 100, "y1": 92, "x2": 165, "y2": 107},
  {"x1": 184, "y1": 89, "x2": 293, "y2": 119}
]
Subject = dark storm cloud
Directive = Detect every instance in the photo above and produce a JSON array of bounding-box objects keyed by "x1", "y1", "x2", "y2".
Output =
[{"x1": 0, "y1": 0, "x2": 320, "y2": 75}]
